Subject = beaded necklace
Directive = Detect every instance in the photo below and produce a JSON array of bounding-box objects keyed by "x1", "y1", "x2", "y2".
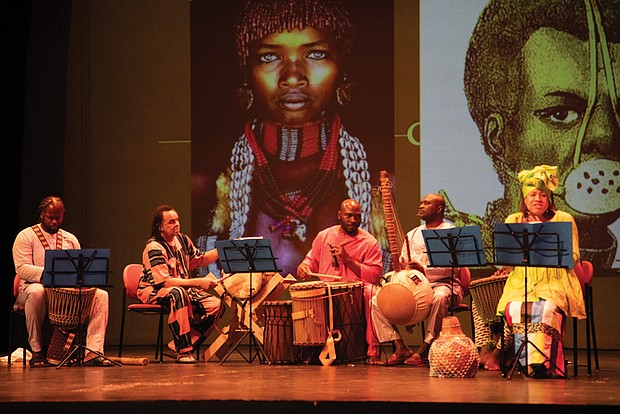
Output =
[
  {"x1": 244, "y1": 117, "x2": 340, "y2": 240},
  {"x1": 229, "y1": 119, "x2": 372, "y2": 242},
  {"x1": 261, "y1": 120, "x2": 329, "y2": 161}
]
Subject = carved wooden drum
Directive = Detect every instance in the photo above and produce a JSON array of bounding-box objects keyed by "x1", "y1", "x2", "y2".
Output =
[
  {"x1": 262, "y1": 300, "x2": 299, "y2": 364},
  {"x1": 326, "y1": 281, "x2": 366, "y2": 363},
  {"x1": 290, "y1": 281, "x2": 328, "y2": 346}
]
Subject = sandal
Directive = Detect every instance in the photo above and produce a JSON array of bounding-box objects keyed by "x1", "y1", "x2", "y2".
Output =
[
  {"x1": 175, "y1": 353, "x2": 196, "y2": 364},
  {"x1": 404, "y1": 353, "x2": 429, "y2": 367},
  {"x1": 367, "y1": 356, "x2": 385, "y2": 366},
  {"x1": 384, "y1": 353, "x2": 411, "y2": 366},
  {"x1": 29, "y1": 352, "x2": 52, "y2": 368}
]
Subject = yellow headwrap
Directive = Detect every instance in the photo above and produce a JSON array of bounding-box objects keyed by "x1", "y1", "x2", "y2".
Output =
[{"x1": 518, "y1": 165, "x2": 559, "y2": 198}]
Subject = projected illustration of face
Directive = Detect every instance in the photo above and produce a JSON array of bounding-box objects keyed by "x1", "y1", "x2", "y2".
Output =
[
  {"x1": 247, "y1": 27, "x2": 341, "y2": 127},
  {"x1": 499, "y1": 28, "x2": 620, "y2": 225}
]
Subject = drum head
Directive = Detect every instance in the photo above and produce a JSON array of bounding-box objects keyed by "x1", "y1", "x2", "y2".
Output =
[{"x1": 222, "y1": 272, "x2": 265, "y2": 299}]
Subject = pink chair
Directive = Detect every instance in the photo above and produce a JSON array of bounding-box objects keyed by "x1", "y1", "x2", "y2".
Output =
[
  {"x1": 572, "y1": 260, "x2": 599, "y2": 377},
  {"x1": 118, "y1": 264, "x2": 168, "y2": 363}
]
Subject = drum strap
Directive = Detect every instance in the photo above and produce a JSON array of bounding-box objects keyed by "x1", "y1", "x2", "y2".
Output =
[
  {"x1": 290, "y1": 288, "x2": 327, "y2": 322},
  {"x1": 319, "y1": 285, "x2": 341, "y2": 366},
  {"x1": 31, "y1": 225, "x2": 63, "y2": 250}
]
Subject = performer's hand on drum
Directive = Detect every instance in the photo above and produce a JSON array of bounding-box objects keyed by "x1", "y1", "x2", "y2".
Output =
[
  {"x1": 196, "y1": 276, "x2": 217, "y2": 291},
  {"x1": 297, "y1": 263, "x2": 312, "y2": 280},
  {"x1": 492, "y1": 266, "x2": 512, "y2": 278}
]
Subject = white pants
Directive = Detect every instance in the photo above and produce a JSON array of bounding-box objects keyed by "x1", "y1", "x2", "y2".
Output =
[
  {"x1": 17, "y1": 284, "x2": 109, "y2": 354},
  {"x1": 371, "y1": 283, "x2": 461, "y2": 345}
]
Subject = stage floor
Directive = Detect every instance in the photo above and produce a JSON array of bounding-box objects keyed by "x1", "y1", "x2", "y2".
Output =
[{"x1": 1, "y1": 346, "x2": 619, "y2": 414}]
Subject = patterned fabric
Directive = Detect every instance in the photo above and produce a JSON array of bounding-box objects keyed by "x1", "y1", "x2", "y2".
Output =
[
  {"x1": 517, "y1": 165, "x2": 559, "y2": 197},
  {"x1": 505, "y1": 300, "x2": 566, "y2": 376},
  {"x1": 138, "y1": 233, "x2": 220, "y2": 353}
]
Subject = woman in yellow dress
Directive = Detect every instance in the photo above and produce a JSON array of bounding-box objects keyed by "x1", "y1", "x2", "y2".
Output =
[{"x1": 495, "y1": 165, "x2": 586, "y2": 378}]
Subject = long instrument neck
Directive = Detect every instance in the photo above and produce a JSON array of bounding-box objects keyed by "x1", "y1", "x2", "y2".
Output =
[{"x1": 379, "y1": 170, "x2": 406, "y2": 272}]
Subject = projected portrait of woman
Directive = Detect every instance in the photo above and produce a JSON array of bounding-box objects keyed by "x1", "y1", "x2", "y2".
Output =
[
  {"x1": 442, "y1": 0, "x2": 620, "y2": 269},
  {"x1": 191, "y1": 0, "x2": 393, "y2": 275}
]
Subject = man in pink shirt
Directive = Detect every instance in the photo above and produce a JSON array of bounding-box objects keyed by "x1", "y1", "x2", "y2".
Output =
[{"x1": 297, "y1": 199, "x2": 383, "y2": 360}]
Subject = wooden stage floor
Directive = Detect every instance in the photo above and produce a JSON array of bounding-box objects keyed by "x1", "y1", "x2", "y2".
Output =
[{"x1": 1, "y1": 346, "x2": 619, "y2": 414}]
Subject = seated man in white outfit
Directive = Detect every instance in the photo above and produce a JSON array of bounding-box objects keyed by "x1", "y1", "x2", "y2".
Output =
[
  {"x1": 371, "y1": 193, "x2": 464, "y2": 366},
  {"x1": 12, "y1": 196, "x2": 109, "y2": 367}
]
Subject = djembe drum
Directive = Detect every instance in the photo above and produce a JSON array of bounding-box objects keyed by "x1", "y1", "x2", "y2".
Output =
[
  {"x1": 290, "y1": 281, "x2": 328, "y2": 346},
  {"x1": 327, "y1": 281, "x2": 365, "y2": 363},
  {"x1": 46, "y1": 287, "x2": 97, "y2": 365},
  {"x1": 469, "y1": 275, "x2": 508, "y2": 325},
  {"x1": 262, "y1": 300, "x2": 299, "y2": 364}
]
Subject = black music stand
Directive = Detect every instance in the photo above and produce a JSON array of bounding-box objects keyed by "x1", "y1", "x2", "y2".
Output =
[
  {"x1": 215, "y1": 238, "x2": 280, "y2": 364},
  {"x1": 43, "y1": 248, "x2": 120, "y2": 368},
  {"x1": 493, "y1": 222, "x2": 573, "y2": 379},
  {"x1": 422, "y1": 225, "x2": 486, "y2": 314}
]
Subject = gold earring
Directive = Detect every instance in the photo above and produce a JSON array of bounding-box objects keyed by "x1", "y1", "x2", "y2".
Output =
[
  {"x1": 336, "y1": 77, "x2": 353, "y2": 106},
  {"x1": 237, "y1": 83, "x2": 254, "y2": 110}
]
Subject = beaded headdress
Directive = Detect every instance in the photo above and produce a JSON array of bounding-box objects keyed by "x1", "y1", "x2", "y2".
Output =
[{"x1": 235, "y1": 0, "x2": 355, "y2": 69}]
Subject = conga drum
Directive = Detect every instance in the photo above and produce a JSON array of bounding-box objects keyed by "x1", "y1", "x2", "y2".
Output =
[
  {"x1": 290, "y1": 281, "x2": 328, "y2": 346},
  {"x1": 327, "y1": 281, "x2": 366, "y2": 363},
  {"x1": 262, "y1": 300, "x2": 299, "y2": 364},
  {"x1": 468, "y1": 275, "x2": 508, "y2": 325},
  {"x1": 376, "y1": 269, "x2": 433, "y2": 325},
  {"x1": 221, "y1": 272, "x2": 265, "y2": 300}
]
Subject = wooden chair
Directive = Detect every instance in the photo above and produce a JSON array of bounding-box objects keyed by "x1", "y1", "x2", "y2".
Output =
[
  {"x1": 8, "y1": 274, "x2": 28, "y2": 366},
  {"x1": 572, "y1": 260, "x2": 599, "y2": 377},
  {"x1": 118, "y1": 264, "x2": 167, "y2": 363}
]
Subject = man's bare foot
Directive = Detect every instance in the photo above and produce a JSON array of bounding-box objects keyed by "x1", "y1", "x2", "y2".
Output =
[{"x1": 483, "y1": 348, "x2": 502, "y2": 371}]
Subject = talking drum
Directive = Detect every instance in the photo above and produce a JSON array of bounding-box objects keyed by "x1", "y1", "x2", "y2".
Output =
[
  {"x1": 376, "y1": 269, "x2": 432, "y2": 326},
  {"x1": 46, "y1": 287, "x2": 97, "y2": 330},
  {"x1": 468, "y1": 275, "x2": 508, "y2": 325},
  {"x1": 222, "y1": 272, "x2": 265, "y2": 300},
  {"x1": 290, "y1": 281, "x2": 328, "y2": 346},
  {"x1": 262, "y1": 300, "x2": 299, "y2": 364},
  {"x1": 326, "y1": 281, "x2": 366, "y2": 363}
]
